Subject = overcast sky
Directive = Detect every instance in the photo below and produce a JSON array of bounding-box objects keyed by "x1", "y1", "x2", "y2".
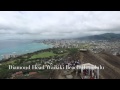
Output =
[{"x1": 0, "y1": 11, "x2": 120, "y2": 40}]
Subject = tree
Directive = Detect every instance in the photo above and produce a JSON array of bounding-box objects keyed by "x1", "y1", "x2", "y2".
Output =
[{"x1": 69, "y1": 48, "x2": 78, "y2": 55}]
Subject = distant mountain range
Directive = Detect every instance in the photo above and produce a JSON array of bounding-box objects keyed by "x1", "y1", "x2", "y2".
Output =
[{"x1": 78, "y1": 33, "x2": 120, "y2": 40}]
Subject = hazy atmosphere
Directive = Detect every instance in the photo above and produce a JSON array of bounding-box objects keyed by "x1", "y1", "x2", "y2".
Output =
[
  {"x1": 1, "y1": 11, "x2": 120, "y2": 79},
  {"x1": 0, "y1": 11, "x2": 120, "y2": 40}
]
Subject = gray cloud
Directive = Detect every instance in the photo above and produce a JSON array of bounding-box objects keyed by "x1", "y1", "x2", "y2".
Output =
[{"x1": 0, "y1": 11, "x2": 120, "y2": 40}]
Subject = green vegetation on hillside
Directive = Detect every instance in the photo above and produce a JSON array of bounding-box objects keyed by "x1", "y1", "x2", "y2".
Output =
[
  {"x1": 0, "y1": 48, "x2": 70, "y2": 79},
  {"x1": 31, "y1": 51, "x2": 56, "y2": 59},
  {"x1": 68, "y1": 48, "x2": 79, "y2": 55}
]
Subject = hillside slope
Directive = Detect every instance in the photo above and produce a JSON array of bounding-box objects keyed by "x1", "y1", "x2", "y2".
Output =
[
  {"x1": 78, "y1": 33, "x2": 120, "y2": 40},
  {"x1": 78, "y1": 51, "x2": 120, "y2": 79},
  {"x1": 51, "y1": 51, "x2": 120, "y2": 79}
]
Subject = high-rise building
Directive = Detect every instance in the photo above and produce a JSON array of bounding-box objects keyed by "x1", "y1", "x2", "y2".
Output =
[{"x1": 3, "y1": 54, "x2": 10, "y2": 59}]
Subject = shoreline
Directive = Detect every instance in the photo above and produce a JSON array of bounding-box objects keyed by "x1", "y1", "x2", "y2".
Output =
[{"x1": 0, "y1": 43, "x2": 54, "y2": 61}]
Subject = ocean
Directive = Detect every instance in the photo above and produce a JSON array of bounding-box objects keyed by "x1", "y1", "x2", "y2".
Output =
[{"x1": 0, "y1": 40, "x2": 53, "y2": 60}]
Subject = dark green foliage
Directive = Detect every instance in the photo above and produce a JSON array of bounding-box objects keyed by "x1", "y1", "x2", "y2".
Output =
[
  {"x1": 79, "y1": 33, "x2": 120, "y2": 40},
  {"x1": 69, "y1": 48, "x2": 78, "y2": 55}
]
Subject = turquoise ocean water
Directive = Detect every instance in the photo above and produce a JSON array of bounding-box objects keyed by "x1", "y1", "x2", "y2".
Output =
[{"x1": 0, "y1": 40, "x2": 53, "y2": 60}]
